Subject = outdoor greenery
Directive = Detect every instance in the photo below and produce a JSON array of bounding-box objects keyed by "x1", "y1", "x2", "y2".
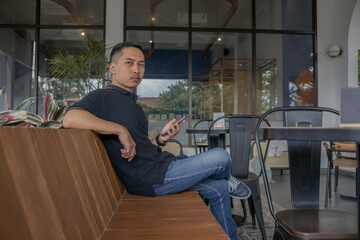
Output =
[
  {"x1": 154, "y1": 80, "x2": 189, "y2": 115},
  {"x1": 141, "y1": 80, "x2": 223, "y2": 119},
  {"x1": 46, "y1": 36, "x2": 110, "y2": 102}
]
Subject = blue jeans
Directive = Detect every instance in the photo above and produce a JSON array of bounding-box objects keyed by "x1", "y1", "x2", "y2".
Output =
[{"x1": 153, "y1": 148, "x2": 238, "y2": 240}]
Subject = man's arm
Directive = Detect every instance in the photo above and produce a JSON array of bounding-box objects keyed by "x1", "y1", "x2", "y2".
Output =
[{"x1": 63, "y1": 109, "x2": 136, "y2": 162}]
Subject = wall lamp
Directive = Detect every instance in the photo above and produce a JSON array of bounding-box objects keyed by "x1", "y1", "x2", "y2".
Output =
[{"x1": 327, "y1": 45, "x2": 342, "y2": 58}]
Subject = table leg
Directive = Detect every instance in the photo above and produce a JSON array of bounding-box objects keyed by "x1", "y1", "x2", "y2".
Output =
[{"x1": 218, "y1": 133, "x2": 226, "y2": 149}]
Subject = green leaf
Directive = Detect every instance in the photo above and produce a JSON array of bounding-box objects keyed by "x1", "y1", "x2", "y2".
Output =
[
  {"x1": 53, "y1": 105, "x2": 68, "y2": 121},
  {"x1": 40, "y1": 120, "x2": 62, "y2": 129},
  {"x1": 5, "y1": 94, "x2": 9, "y2": 110},
  {"x1": 0, "y1": 117, "x2": 8, "y2": 126},
  {"x1": 15, "y1": 97, "x2": 37, "y2": 110},
  {"x1": 43, "y1": 93, "x2": 50, "y2": 120},
  {"x1": 47, "y1": 97, "x2": 59, "y2": 121},
  {"x1": 25, "y1": 112, "x2": 43, "y2": 126},
  {"x1": 0, "y1": 110, "x2": 28, "y2": 125}
]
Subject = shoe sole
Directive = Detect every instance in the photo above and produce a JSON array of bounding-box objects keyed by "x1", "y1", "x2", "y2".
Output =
[
  {"x1": 229, "y1": 185, "x2": 252, "y2": 200},
  {"x1": 230, "y1": 191, "x2": 251, "y2": 200}
]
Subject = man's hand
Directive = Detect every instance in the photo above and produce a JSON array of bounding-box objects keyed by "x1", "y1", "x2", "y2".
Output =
[
  {"x1": 158, "y1": 118, "x2": 185, "y2": 144},
  {"x1": 117, "y1": 126, "x2": 136, "y2": 162}
]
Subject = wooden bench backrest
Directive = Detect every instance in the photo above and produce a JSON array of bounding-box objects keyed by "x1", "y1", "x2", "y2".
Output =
[{"x1": 0, "y1": 127, "x2": 125, "y2": 240}]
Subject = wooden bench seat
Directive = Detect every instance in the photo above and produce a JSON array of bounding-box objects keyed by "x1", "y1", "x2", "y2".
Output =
[{"x1": 0, "y1": 127, "x2": 227, "y2": 240}]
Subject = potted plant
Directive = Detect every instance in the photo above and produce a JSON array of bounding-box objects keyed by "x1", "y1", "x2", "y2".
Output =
[{"x1": 0, "y1": 91, "x2": 67, "y2": 128}]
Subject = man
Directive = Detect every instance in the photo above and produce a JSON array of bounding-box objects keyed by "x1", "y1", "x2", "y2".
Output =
[{"x1": 63, "y1": 41, "x2": 250, "y2": 240}]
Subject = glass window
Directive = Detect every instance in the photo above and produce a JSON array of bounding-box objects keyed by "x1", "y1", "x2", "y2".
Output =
[
  {"x1": 0, "y1": 28, "x2": 35, "y2": 111},
  {"x1": 127, "y1": 0, "x2": 189, "y2": 27},
  {"x1": 127, "y1": 30, "x2": 189, "y2": 145},
  {"x1": 40, "y1": 0, "x2": 104, "y2": 25},
  {"x1": 192, "y1": 32, "x2": 252, "y2": 119},
  {"x1": 256, "y1": 34, "x2": 314, "y2": 114},
  {"x1": 38, "y1": 29, "x2": 104, "y2": 115},
  {"x1": 256, "y1": 0, "x2": 312, "y2": 31},
  {"x1": 124, "y1": 0, "x2": 315, "y2": 146},
  {"x1": 0, "y1": 0, "x2": 36, "y2": 24},
  {"x1": 192, "y1": 0, "x2": 251, "y2": 29}
]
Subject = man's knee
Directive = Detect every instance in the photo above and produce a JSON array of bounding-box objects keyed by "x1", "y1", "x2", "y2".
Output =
[
  {"x1": 208, "y1": 179, "x2": 230, "y2": 199},
  {"x1": 208, "y1": 148, "x2": 231, "y2": 167}
]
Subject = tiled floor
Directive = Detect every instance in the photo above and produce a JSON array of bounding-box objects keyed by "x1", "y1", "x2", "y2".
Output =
[{"x1": 264, "y1": 169, "x2": 357, "y2": 213}]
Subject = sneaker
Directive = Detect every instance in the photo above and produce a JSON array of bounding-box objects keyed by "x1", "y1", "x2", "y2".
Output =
[{"x1": 227, "y1": 175, "x2": 251, "y2": 199}]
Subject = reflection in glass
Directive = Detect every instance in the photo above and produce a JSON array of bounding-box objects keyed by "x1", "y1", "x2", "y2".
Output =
[
  {"x1": 127, "y1": 0, "x2": 188, "y2": 27},
  {"x1": 40, "y1": 0, "x2": 104, "y2": 25},
  {"x1": 0, "y1": 0, "x2": 36, "y2": 24},
  {"x1": 257, "y1": 34, "x2": 313, "y2": 113},
  {"x1": 192, "y1": 0, "x2": 251, "y2": 28},
  {"x1": 256, "y1": 0, "x2": 312, "y2": 31},
  {"x1": 38, "y1": 29, "x2": 104, "y2": 115},
  {"x1": 0, "y1": 29, "x2": 35, "y2": 111},
  {"x1": 192, "y1": 32, "x2": 252, "y2": 118},
  {"x1": 127, "y1": 30, "x2": 189, "y2": 144}
]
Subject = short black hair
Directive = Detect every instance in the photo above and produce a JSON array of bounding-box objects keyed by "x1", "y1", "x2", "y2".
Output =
[{"x1": 109, "y1": 41, "x2": 144, "y2": 63}]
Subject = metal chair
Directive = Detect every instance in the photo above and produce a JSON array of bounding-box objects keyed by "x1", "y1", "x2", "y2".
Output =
[
  {"x1": 255, "y1": 106, "x2": 358, "y2": 240},
  {"x1": 192, "y1": 119, "x2": 212, "y2": 154},
  {"x1": 161, "y1": 139, "x2": 186, "y2": 157},
  {"x1": 323, "y1": 141, "x2": 358, "y2": 207},
  {"x1": 207, "y1": 115, "x2": 267, "y2": 240}
]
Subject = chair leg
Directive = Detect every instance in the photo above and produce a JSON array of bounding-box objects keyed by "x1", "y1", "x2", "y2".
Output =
[
  {"x1": 329, "y1": 168, "x2": 332, "y2": 199},
  {"x1": 247, "y1": 180, "x2": 266, "y2": 240},
  {"x1": 325, "y1": 160, "x2": 331, "y2": 208},
  {"x1": 247, "y1": 197, "x2": 256, "y2": 226},
  {"x1": 232, "y1": 198, "x2": 247, "y2": 226},
  {"x1": 273, "y1": 227, "x2": 286, "y2": 240},
  {"x1": 240, "y1": 199, "x2": 247, "y2": 220},
  {"x1": 334, "y1": 166, "x2": 339, "y2": 193}
]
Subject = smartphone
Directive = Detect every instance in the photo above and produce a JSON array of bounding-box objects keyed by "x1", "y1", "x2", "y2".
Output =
[{"x1": 161, "y1": 115, "x2": 188, "y2": 136}]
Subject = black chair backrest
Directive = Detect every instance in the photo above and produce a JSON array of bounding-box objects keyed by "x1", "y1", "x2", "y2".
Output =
[
  {"x1": 285, "y1": 110, "x2": 323, "y2": 209},
  {"x1": 228, "y1": 116, "x2": 256, "y2": 179},
  {"x1": 208, "y1": 115, "x2": 262, "y2": 179}
]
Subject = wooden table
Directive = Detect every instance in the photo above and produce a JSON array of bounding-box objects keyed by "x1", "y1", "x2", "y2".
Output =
[{"x1": 261, "y1": 126, "x2": 360, "y2": 233}]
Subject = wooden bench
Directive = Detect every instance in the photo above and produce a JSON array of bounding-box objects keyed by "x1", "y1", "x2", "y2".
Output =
[{"x1": 0, "y1": 127, "x2": 227, "y2": 240}]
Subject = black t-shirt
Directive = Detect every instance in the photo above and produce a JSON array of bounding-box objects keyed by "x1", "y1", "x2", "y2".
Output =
[{"x1": 67, "y1": 85, "x2": 175, "y2": 196}]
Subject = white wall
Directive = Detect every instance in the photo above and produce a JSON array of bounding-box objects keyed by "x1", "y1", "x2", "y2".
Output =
[
  {"x1": 317, "y1": 0, "x2": 357, "y2": 110},
  {"x1": 105, "y1": 0, "x2": 124, "y2": 49},
  {"x1": 317, "y1": 0, "x2": 359, "y2": 168},
  {"x1": 348, "y1": 0, "x2": 360, "y2": 87}
]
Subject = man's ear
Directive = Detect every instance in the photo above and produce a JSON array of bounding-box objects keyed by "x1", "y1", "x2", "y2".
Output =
[{"x1": 109, "y1": 62, "x2": 116, "y2": 74}]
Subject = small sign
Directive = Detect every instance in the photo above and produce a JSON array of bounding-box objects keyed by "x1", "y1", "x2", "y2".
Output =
[{"x1": 213, "y1": 112, "x2": 225, "y2": 129}]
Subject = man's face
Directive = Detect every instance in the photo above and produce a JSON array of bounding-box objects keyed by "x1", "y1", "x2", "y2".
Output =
[{"x1": 109, "y1": 47, "x2": 145, "y2": 92}]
